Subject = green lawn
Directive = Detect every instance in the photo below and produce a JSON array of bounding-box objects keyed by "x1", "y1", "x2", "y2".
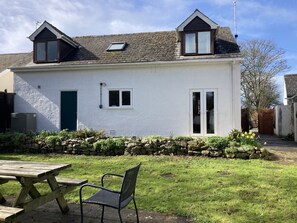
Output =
[{"x1": 1, "y1": 154, "x2": 297, "y2": 223}]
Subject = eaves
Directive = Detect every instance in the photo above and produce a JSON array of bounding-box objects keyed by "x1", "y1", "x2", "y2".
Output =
[{"x1": 11, "y1": 56, "x2": 243, "y2": 73}]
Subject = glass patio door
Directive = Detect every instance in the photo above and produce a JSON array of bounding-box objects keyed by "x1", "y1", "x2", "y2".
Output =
[{"x1": 191, "y1": 89, "x2": 216, "y2": 135}]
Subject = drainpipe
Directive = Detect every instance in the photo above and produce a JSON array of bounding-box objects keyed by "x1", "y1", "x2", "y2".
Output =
[{"x1": 99, "y1": 82, "x2": 106, "y2": 109}]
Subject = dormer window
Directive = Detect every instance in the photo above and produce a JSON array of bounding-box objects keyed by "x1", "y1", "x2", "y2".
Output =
[
  {"x1": 35, "y1": 40, "x2": 58, "y2": 62},
  {"x1": 29, "y1": 21, "x2": 79, "y2": 64},
  {"x1": 177, "y1": 10, "x2": 219, "y2": 56},
  {"x1": 184, "y1": 31, "x2": 211, "y2": 55}
]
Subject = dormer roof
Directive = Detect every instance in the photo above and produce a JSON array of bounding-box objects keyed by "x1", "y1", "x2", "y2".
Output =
[
  {"x1": 28, "y1": 21, "x2": 79, "y2": 48},
  {"x1": 176, "y1": 9, "x2": 219, "y2": 31}
]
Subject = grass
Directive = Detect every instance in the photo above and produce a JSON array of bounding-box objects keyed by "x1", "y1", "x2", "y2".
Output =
[{"x1": 1, "y1": 154, "x2": 297, "y2": 223}]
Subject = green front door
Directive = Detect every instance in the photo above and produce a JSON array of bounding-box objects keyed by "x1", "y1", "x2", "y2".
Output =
[{"x1": 61, "y1": 91, "x2": 77, "y2": 130}]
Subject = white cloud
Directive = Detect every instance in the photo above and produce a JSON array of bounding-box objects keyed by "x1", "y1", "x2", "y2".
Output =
[
  {"x1": 0, "y1": 0, "x2": 297, "y2": 56},
  {"x1": 0, "y1": 0, "x2": 198, "y2": 53},
  {"x1": 236, "y1": 0, "x2": 297, "y2": 39},
  {"x1": 208, "y1": 0, "x2": 232, "y2": 7}
]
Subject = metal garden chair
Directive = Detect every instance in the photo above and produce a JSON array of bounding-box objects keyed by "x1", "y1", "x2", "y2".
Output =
[{"x1": 79, "y1": 163, "x2": 141, "y2": 223}]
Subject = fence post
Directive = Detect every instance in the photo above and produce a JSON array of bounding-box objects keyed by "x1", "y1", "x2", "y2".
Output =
[{"x1": 294, "y1": 103, "x2": 297, "y2": 142}]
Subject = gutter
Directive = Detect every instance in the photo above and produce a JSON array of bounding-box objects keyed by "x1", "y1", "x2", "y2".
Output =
[{"x1": 11, "y1": 57, "x2": 243, "y2": 73}]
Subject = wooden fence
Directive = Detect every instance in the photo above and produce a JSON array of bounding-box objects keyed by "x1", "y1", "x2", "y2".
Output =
[
  {"x1": 258, "y1": 109, "x2": 274, "y2": 135},
  {"x1": 0, "y1": 91, "x2": 14, "y2": 132}
]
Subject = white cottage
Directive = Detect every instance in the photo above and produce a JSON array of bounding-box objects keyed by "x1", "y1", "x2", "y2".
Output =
[{"x1": 11, "y1": 9, "x2": 242, "y2": 137}]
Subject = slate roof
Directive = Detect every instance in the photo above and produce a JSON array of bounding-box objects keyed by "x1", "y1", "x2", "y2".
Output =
[
  {"x1": 7, "y1": 26, "x2": 240, "y2": 69},
  {"x1": 67, "y1": 31, "x2": 178, "y2": 64},
  {"x1": 284, "y1": 74, "x2": 297, "y2": 99},
  {"x1": 215, "y1": 27, "x2": 240, "y2": 55},
  {"x1": 55, "y1": 27, "x2": 240, "y2": 66},
  {"x1": 0, "y1": 53, "x2": 32, "y2": 72}
]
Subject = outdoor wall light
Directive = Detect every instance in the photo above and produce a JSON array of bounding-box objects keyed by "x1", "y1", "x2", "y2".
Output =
[{"x1": 99, "y1": 82, "x2": 106, "y2": 109}]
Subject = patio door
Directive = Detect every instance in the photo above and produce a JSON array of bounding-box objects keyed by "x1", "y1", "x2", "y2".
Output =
[
  {"x1": 190, "y1": 89, "x2": 217, "y2": 135},
  {"x1": 61, "y1": 91, "x2": 77, "y2": 130}
]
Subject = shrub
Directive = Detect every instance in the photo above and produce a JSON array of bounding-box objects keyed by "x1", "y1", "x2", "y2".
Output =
[
  {"x1": 57, "y1": 129, "x2": 71, "y2": 139},
  {"x1": 143, "y1": 135, "x2": 163, "y2": 141},
  {"x1": 205, "y1": 136, "x2": 229, "y2": 150},
  {"x1": 0, "y1": 132, "x2": 27, "y2": 148},
  {"x1": 45, "y1": 135, "x2": 61, "y2": 149},
  {"x1": 69, "y1": 129, "x2": 106, "y2": 139},
  {"x1": 228, "y1": 129, "x2": 242, "y2": 142},
  {"x1": 38, "y1": 130, "x2": 59, "y2": 138},
  {"x1": 228, "y1": 141, "x2": 240, "y2": 148},
  {"x1": 93, "y1": 138, "x2": 125, "y2": 155},
  {"x1": 174, "y1": 136, "x2": 194, "y2": 141},
  {"x1": 80, "y1": 141, "x2": 93, "y2": 150},
  {"x1": 224, "y1": 147, "x2": 237, "y2": 158}
]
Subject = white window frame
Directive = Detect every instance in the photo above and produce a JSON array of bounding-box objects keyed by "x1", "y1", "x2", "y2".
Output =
[
  {"x1": 108, "y1": 88, "x2": 133, "y2": 109},
  {"x1": 190, "y1": 89, "x2": 217, "y2": 136}
]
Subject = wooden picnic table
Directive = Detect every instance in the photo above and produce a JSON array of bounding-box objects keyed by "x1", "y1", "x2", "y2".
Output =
[{"x1": 0, "y1": 160, "x2": 86, "y2": 214}]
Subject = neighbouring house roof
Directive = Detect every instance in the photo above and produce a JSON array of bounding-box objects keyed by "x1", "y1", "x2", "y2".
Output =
[
  {"x1": 284, "y1": 74, "x2": 297, "y2": 100},
  {"x1": 0, "y1": 53, "x2": 32, "y2": 72}
]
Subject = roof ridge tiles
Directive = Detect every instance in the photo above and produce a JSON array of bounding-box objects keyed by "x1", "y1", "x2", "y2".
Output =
[{"x1": 72, "y1": 30, "x2": 176, "y2": 39}]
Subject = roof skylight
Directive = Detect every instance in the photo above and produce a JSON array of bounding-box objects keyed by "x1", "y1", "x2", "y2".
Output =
[{"x1": 106, "y1": 42, "x2": 127, "y2": 51}]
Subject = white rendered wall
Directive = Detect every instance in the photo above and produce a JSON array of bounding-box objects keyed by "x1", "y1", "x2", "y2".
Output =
[
  {"x1": 274, "y1": 105, "x2": 293, "y2": 136},
  {"x1": 283, "y1": 81, "x2": 288, "y2": 105},
  {"x1": 14, "y1": 61, "x2": 241, "y2": 136}
]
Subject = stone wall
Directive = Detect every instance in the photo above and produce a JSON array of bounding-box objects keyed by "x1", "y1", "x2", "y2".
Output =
[{"x1": 0, "y1": 135, "x2": 268, "y2": 159}]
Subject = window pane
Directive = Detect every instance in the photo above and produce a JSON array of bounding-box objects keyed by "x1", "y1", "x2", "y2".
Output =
[
  {"x1": 109, "y1": 91, "x2": 119, "y2": 107},
  {"x1": 47, "y1": 41, "x2": 58, "y2": 61},
  {"x1": 122, "y1": 91, "x2": 131, "y2": 106},
  {"x1": 36, "y1": 42, "x2": 45, "y2": 61},
  {"x1": 206, "y1": 91, "x2": 215, "y2": 134},
  {"x1": 107, "y1": 42, "x2": 126, "y2": 51},
  {"x1": 185, "y1": 33, "x2": 196, "y2": 54},
  {"x1": 193, "y1": 92, "x2": 201, "y2": 134},
  {"x1": 198, "y1": 32, "x2": 211, "y2": 54}
]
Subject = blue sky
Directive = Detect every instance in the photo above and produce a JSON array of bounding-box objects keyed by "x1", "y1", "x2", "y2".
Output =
[{"x1": 0, "y1": 0, "x2": 296, "y2": 93}]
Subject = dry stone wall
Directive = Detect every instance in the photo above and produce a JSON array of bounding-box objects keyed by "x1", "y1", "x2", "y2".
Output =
[{"x1": 0, "y1": 134, "x2": 268, "y2": 159}]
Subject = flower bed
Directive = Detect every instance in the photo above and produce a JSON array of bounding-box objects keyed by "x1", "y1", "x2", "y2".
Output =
[{"x1": 0, "y1": 129, "x2": 269, "y2": 159}]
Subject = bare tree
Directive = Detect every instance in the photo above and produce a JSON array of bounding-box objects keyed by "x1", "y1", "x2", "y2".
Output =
[{"x1": 240, "y1": 39, "x2": 289, "y2": 111}]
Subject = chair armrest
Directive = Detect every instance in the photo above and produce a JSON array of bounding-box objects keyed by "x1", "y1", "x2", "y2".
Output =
[
  {"x1": 101, "y1": 173, "x2": 123, "y2": 186},
  {"x1": 79, "y1": 183, "x2": 120, "y2": 203}
]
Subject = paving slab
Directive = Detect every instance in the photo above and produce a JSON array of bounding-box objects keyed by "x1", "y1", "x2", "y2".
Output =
[
  {"x1": 8, "y1": 199, "x2": 192, "y2": 223},
  {"x1": 258, "y1": 134, "x2": 297, "y2": 152}
]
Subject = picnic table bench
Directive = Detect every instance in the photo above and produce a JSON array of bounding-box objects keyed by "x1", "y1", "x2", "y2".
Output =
[
  {"x1": 0, "y1": 160, "x2": 87, "y2": 220},
  {"x1": 0, "y1": 175, "x2": 87, "y2": 187},
  {"x1": 0, "y1": 206, "x2": 24, "y2": 223}
]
